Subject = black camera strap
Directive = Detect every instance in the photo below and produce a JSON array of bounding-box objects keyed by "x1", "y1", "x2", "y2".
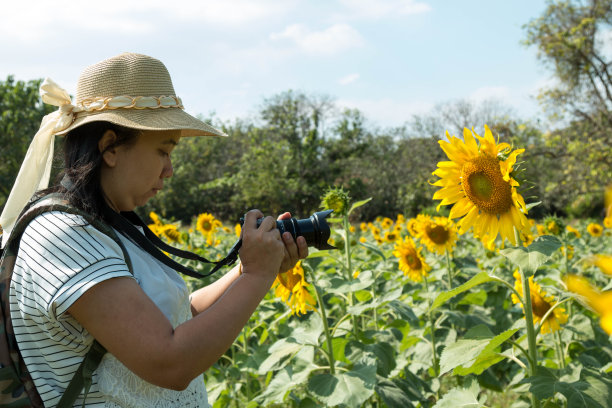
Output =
[{"x1": 104, "y1": 209, "x2": 238, "y2": 278}]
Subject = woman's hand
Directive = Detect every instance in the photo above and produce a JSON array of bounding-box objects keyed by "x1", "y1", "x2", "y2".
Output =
[
  {"x1": 239, "y1": 210, "x2": 285, "y2": 280},
  {"x1": 277, "y1": 212, "x2": 309, "y2": 273}
]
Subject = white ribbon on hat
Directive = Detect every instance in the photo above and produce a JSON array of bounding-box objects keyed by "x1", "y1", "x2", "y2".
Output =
[{"x1": 0, "y1": 78, "x2": 80, "y2": 247}]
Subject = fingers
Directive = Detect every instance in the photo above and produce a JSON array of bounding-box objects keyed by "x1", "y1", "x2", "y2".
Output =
[
  {"x1": 242, "y1": 209, "x2": 265, "y2": 232},
  {"x1": 277, "y1": 212, "x2": 291, "y2": 220}
]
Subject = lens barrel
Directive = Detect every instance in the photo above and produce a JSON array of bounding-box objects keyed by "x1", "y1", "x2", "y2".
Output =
[{"x1": 249, "y1": 210, "x2": 335, "y2": 250}]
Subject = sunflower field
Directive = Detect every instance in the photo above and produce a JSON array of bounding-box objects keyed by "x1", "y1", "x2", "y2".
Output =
[{"x1": 149, "y1": 126, "x2": 612, "y2": 408}]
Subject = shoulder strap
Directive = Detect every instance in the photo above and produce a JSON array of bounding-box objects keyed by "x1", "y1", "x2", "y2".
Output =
[
  {"x1": 7, "y1": 194, "x2": 133, "y2": 408},
  {"x1": 104, "y1": 209, "x2": 238, "y2": 278}
]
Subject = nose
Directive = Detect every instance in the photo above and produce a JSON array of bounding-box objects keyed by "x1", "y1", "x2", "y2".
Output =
[{"x1": 162, "y1": 156, "x2": 174, "y2": 179}]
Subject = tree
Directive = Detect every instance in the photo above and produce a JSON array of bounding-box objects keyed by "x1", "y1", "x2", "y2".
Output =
[
  {"x1": 0, "y1": 76, "x2": 55, "y2": 210},
  {"x1": 523, "y1": 0, "x2": 612, "y2": 215}
]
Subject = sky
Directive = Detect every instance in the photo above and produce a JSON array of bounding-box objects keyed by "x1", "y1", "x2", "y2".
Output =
[{"x1": 0, "y1": 0, "x2": 551, "y2": 130}]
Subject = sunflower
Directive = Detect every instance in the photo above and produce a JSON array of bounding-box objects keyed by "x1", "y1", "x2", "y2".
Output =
[
  {"x1": 604, "y1": 217, "x2": 612, "y2": 229},
  {"x1": 272, "y1": 261, "x2": 316, "y2": 316},
  {"x1": 561, "y1": 245, "x2": 574, "y2": 260},
  {"x1": 406, "y1": 217, "x2": 420, "y2": 237},
  {"x1": 536, "y1": 224, "x2": 546, "y2": 236},
  {"x1": 381, "y1": 217, "x2": 394, "y2": 230},
  {"x1": 587, "y1": 223, "x2": 603, "y2": 237},
  {"x1": 393, "y1": 237, "x2": 431, "y2": 282},
  {"x1": 159, "y1": 224, "x2": 182, "y2": 243},
  {"x1": 149, "y1": 211, "x2": 162, "y2": 226},
  {"x1": 432, "y1": 125, "x2": 530, "y2": 246},
  {"x1": 414, "y1": 214, "x2": 458, "y2": 255},
  {"x1": 566, "y1": 225, "x2": 581, "y2": 239},
  {"x1": 384, "y1": 230, "x2": 399, "y2": 243},
  {"x1": 512, "y1": 270, "x2": 568, "y2": 334},
  {"x1": 320, "y1": 186, "x2": 350, "y2": 216},
  {"x1": 196, "y1": 213, "x2": 222, "y2": 237},
  {"x1": 544, "y1": 216, "x2": 563, "y2": 236},
  {"x1": 590, "y1": 254, "x2": 612, "y2": 276},
  {"x1": 565, "y1": 275, "x2": 612, "y2": 335}
]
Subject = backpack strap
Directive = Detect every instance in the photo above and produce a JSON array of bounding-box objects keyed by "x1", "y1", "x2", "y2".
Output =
[{"x1": 6, "y1": 194, "x2": 133, "y2": 408}]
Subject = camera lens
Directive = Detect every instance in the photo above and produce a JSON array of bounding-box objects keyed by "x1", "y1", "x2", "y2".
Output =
[{"x1": 250, "y1": 210, "x2": 335, "y2": 250}]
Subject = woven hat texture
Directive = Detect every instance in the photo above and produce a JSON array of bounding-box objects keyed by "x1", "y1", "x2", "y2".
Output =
[{"x1": 57, "y1": 52, "x2": 226, "y2": 137}]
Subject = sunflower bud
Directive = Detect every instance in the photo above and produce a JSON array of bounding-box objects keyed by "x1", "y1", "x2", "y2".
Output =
[{"x1": 320, "y1": 187, "x2": 351, "y2": 216}]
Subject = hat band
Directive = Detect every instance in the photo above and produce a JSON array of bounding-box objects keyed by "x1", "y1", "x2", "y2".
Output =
[{"x1": 78, "y1": 95, "x2": 184, "y2": 112}]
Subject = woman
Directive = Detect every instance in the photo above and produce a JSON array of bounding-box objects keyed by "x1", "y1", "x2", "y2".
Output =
[{"x1": 1, "y1": 53, "x2": 308, "y2": 407}]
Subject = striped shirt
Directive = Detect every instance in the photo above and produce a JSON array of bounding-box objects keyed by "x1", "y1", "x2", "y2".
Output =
[{"x1": 10, "y1": 211, "x2": 208, "y2": 407}]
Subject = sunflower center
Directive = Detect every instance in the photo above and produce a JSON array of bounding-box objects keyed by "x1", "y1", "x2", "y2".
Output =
[
  {"x1": 531, "y1": 291, "x2": 552, "y2": 318},
  {"x1": 426, "y1": 225, "x2": 449, "y2": 245},
  {"x1": 405, "y1": 252, "x2": 422, "y2": 270},
  {"x1": 201, "y1": 221, "x2": 212, "y2": 231},
  {"x1": 461, "y1": 155, "x2": 512, "y2": 214}
]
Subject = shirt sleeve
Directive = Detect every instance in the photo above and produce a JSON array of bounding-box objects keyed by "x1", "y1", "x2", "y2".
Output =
[{"x1": 16, "y1": 211, "x2": 133, "y2": 323}]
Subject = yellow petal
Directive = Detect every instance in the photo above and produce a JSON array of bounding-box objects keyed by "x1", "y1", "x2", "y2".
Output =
[
  {"x1": 499, "y1": 211, "x2": 515, "y2": 245},
  {"x1": 463, "y1": 127, "x2": 479, "y2": 154},
  {"x1": 449, "y1": 197, "x2": 473, "y2": 219},
  {"x1": 593, "y1": 255, "x2": 612, "y2": 276},
  {"x1": 459, "y1": 206, "x2": 480, "y2": 233}
]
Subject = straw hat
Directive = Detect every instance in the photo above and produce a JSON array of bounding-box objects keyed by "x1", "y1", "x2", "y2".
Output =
[
  {"x1": 56, "y1": 52, "x2": 227, "y2": 137},
  {"x1": 0, "y1": 52, "x2": 226, "y2": 245}
]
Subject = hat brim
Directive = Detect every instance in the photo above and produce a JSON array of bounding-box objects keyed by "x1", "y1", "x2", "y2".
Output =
[{"x1": 55, "y1": 108, "x2": 227, "y2": 138}]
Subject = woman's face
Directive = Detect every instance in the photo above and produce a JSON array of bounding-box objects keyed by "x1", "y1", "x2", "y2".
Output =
[{"x1": 100, "y1": 129, "x2": 180, "y2": 212}]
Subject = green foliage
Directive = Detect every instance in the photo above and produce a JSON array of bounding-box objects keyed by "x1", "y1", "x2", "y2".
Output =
[
  {"x1": 523, "y1": 365, "x2": 612, "y2": 408},
  {"x1": 0, "y1": 76, "x2": 55, "y2": 208},
  {"x1": 499, "y1": 235, "x2": 562, "y2": 277}
]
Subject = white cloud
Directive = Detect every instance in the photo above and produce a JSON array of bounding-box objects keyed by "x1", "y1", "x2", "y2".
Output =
[
  {"x1": 337, "y1": 0, "x2": 431, "y2": 19},
  {"x1": 337, "y1": 97, "x2": 433, "y2": 126},
  {"x1": 1, "y1": 0, "x2": 294, "y2": 43},
  {"x1": 339, "y1": 73, "x2": 360, "y2": 85},
  {"x1": 469, "y1": 86, "x2": 511, "y2": 103},
  {"x1": 270, "y1": 23, "x2": 364, "y2": 55}
]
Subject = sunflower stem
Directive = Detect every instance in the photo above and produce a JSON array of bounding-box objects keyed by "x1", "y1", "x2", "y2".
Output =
[
  {"x1": 308, "y1": 269, "x2": 336, "y2": 375},
  {"x1": 343, "y1": 215, "x2": 359, "y2": 336},
  {"x1": 519, "y1": 266, "x2": 540, "y2": 408},
  {"x1": 445, "y1": 250, "x2": 453, "y2": 290},
  {"x1": 423, "y1": 278, "x2": 439, "y2": 377},
  {"x1": 555, "y1": 330, "x2": 565, "y2": 369}
]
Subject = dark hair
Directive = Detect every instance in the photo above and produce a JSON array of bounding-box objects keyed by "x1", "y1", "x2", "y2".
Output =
[{"x1": 38, "y1": 121, "x2": 140, "y2": 220}]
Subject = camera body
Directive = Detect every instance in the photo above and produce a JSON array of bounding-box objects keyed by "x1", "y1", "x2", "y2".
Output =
[{"x1": 242, "y1": 210, "x2": 335, "y2": 250}]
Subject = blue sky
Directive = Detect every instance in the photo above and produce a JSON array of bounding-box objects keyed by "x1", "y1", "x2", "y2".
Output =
[{"x1": 0, "y1": 0, "x2": 550, "y2": 129}]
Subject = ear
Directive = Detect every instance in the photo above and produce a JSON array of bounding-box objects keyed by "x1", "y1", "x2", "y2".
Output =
[{"x1": 99, "y1": 130, "x2": 118, "y2": 167}]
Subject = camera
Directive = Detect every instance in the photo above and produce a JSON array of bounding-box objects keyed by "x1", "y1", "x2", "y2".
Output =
[{"x1": 241, "y1": 210, "x2": 336, "y2": 250}]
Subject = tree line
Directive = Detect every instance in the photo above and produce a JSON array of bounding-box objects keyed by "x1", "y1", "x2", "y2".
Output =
[{"x1": 1, "y1": 0, "x2": 610, "y2": 224}]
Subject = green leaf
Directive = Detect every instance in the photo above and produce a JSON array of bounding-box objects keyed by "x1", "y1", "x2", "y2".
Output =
[
  {"x1": 325, "y1": 270, "x2": 376, "y2": 295},
  {"x1": 499, "y1": 235, "x2": 562, "y2": 276},
  {"x1": 433, "y1": 377, "x2": 484, "y2": 408},
  {"x1": 308, "y1": 363, "x2": 377, "y2": 407},
  {"x1": 331, "y1": 336, "x2": 350, "y2": 364},
  {"x1": 258, "y1": 338, "x2": 303, "y2": 374},
  {"x1": 523, "y1": 365, "x2": 612, "y2": 408},
  {"x1": 358, "y1": 241, "x2": 387, "y2": 260},
  {"x1": 375, "y1": 379, "x2": 416, "y2": 408},
  {"x1": 526, "y1": 201, "x2": 542, "y2": 211},
  {"x1": 346, "y1": 340, "x2": 397, "y2": 377},
  {"x1": 257, "y1": 361, "x2": 315, "y2": 404},
  {"x1": 348, "y1": 197, "x2": 372, "y2": 216},
  {"x1": 290, "y1": 314, "x2": 323, "y2": 346},
  {"x1": 387, "y1": 300, "x2": 420, "y2": 325},
  {"x1": 431, "y1": 272, "x2": 494, "y2": 311},
  {"x1": 347, "y1": 287, "x2": 402, "y2": 315},
  {"x1": 439, "y1": 325, "x2": 518, "y2": 376}
]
